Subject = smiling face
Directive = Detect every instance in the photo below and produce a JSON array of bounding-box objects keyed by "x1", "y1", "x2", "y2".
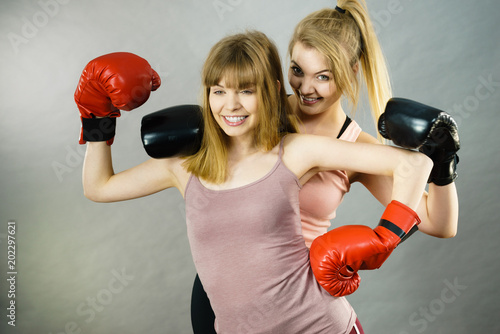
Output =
[
  {"x1": 288, "y1": 42, "x2": 342, "y2": 117},
  {"x1": 209, "y1": 77, "x2": 259, "y2": 141}
]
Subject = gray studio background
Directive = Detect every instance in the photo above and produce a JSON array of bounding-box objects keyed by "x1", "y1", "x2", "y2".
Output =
[{"x1": 1, "y1": 0, "x2": 499, "y2": 333}]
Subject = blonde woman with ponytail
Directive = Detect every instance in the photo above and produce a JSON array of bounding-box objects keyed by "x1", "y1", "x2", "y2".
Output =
[
  {"x1": 190, "y1": 1, "x2": 459, "y2": 333},
  {"x1": 287, "y1": 0, "x2": 458, "y2": 245}
]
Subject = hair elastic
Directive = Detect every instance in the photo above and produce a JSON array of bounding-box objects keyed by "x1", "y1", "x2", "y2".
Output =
[{"x1": 335, "y1": 6, "x2": 346, "y2": 14}]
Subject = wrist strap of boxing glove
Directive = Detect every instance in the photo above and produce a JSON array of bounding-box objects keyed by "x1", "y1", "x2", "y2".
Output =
[
  {"x1": 378, "y1": 200, "x2": 420, "y2": 245},
  {"x1": 81, "y1": 117, "x2": 116, "y2": 142},
  {"x1": 429, "y1": 153, "x2": 459, "y2": 186}
]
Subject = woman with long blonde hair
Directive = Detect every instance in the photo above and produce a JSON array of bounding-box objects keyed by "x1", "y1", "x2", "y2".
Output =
[{"x1": 287, "y1": 0, "x2": 458, "y2": 246}]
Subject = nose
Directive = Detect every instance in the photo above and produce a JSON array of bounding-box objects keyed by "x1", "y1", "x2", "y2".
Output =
[
  {"x1": 299, "y1": 76, "x2": 315, "y2": 95},
  {"x1": 225, "y1": 91, "x2": 241, "y2": 112}
]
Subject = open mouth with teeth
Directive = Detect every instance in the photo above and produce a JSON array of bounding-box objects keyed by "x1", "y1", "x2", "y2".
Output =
[
  {"x1": 301, "y1": 95, "x2": 322, "y2": 105},
  {"x1": 223, "y1": 115, "x2": 249, "y2": 126}
]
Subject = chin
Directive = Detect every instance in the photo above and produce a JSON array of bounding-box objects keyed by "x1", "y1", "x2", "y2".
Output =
[{"x1": 299, "y1": 103, "x2": 325, "y2": 116}]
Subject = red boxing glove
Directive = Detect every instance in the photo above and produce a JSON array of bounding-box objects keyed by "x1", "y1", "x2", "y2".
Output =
[
  {"x1": 309, "y1": 200, "x2": 420, "y2": 297},
  {"x1": 74, "y1": 52, "x2": 161, "y2": 145}
]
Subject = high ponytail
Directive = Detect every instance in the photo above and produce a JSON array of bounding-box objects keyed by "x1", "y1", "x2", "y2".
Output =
[
  {"x1": 289, "y1": 0, "x2": 392, "y2": 138},
  {"x1": 339, "y1": 0, "x2": 392, "y2": 131}
]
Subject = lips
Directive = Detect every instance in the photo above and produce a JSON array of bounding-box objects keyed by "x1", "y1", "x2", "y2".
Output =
[
  {"x1": 300, "y1": 95, "x2": 322, "y2": 105},
  {"x1": 223, "y1": 115, "x2": 248, "y2": 126}
]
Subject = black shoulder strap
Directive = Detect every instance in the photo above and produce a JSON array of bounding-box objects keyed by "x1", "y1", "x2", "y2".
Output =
[
  {"x1": 287, "y1": 94, "x2": 352, "y2": 139},
  {"x1": 337, "y1": 116, "x2": 352, "y2": 139}
]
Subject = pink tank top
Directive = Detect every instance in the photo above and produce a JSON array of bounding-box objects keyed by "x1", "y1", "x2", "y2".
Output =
[
  {"x1": 185, "y1": 138, "x2": 356, "y2": 333},
  {"x1": 300, "y1": 120, "x2": 362, "y2": 247}
]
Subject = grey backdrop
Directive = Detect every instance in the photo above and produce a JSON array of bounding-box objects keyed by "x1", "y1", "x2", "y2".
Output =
[{"x1": 1, "y1": 0, "x2": 499, "y2": 333}]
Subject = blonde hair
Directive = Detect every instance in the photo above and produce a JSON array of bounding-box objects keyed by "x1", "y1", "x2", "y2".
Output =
[
  {"x1": 184, "y1": 30, "x2": 299, "y2": 183},
  {"x1": 288, "y1": 0, "x2": 392, "y2": 135}
]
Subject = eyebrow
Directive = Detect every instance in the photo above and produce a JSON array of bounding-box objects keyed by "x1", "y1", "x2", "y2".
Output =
[{"x1": 290, "y1": 60, "x2": 331, "y2": 75}]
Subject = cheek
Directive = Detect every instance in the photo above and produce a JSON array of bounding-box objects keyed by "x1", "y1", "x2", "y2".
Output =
[
  {"x1": 318, "y1": 82, "x2": 337, "y2": 98},
  {"x1": 244, "y1": 97, "x2": 259, "y2": 115},
  {"x1": 209, "y1": 105, "x2": 222, "y2": 126},
  {"x1": 288, "y1": 74, "x2": 301, "y2": 90},
  {"x1": 209, "y1": 96, "x2": 220, "y2": 114}
]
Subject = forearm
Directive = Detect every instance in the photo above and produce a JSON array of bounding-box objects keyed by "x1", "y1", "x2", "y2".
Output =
[
  {"x1": 82, "y1": 142, "x2": 114, "y2": 201},
  {"x1": 378, "y1": 97, "x2": 460, "y2": 225},
  {"x1": 391, "y1": 150, "x2": 433, "y2": 211},
  {"x1": 75, "y1": 52, "x2": 166, "y2": 203},
  {"x1": 418, "y1": 183, "x2": 459, "y2": 238}
]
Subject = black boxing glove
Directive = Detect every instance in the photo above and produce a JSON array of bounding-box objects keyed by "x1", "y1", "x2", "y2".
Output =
[
  {"x1": 378, "y1": 98, "x2": 460, "y2": 185},
  {"x1": 141, "y1": 105, "x2": 203, "y2": 158}
]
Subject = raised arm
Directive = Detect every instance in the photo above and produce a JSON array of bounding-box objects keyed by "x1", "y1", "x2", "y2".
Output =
[
  {"x1": 82, "y1": 142, "x2": 182, "y2": 202},
  {"x1": 284, "y1": 134, "x2": 432, "y2": 211},
  {"x1": 284, "y1": 134, "x2": 433, "y2": 297},
  {"x1": 377, "y1": 98, "x2": 460, "y2": 237},
  {"x1": 75, "y1": 52, "x2": 185, "y2": 203}
]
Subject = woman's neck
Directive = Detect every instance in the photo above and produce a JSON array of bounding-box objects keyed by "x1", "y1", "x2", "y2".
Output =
[
  {"x1": 297, "y1": 100, "x2": 347, "y2": 137},
  {"x1": 226, "y1": 136, "x2": 260, "y2": 161}
]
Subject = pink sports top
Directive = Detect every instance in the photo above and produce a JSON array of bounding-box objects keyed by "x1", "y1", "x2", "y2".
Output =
[
  {"x1": 300, "y1": 119, "x2": 362, "y2": 247},
  {"x1": 185, "y1": 137, "x2": 356, "y2": 334}
]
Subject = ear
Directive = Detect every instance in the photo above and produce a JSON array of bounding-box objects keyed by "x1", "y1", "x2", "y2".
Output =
[
  {"x1": 277, "y1": 80, "x2": 281, "y2": 92},
  {"x1": 352, "y1": 62, "x2": 360, "y2": 75}
]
